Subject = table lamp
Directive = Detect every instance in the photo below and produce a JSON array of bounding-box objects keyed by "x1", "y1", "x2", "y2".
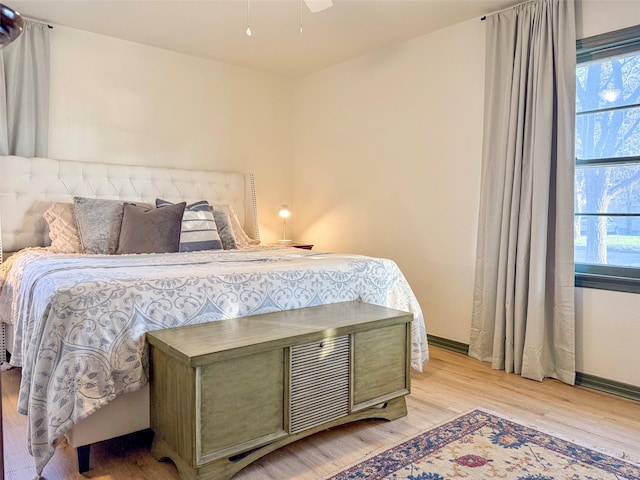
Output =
[{"x1": 278, "y1": 205, "x2": 292, "y2": 243}]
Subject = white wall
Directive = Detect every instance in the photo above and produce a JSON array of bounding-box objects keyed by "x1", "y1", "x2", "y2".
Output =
[
  {"x1": 292, "y1": 18, "x2": 484, "y2": 345},
  {"x1": 48, "y1": 26, "x2": 292, "y2": 241},
  {"x1": 292, "y1": 0, "x2": 640, "y2": 386}
]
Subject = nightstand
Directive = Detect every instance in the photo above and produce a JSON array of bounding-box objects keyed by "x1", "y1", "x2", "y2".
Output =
[{"x1": 268, "y1": 243, "x2": 313, "y2": 250}]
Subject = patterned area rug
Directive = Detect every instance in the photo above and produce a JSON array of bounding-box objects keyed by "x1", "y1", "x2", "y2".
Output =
[{"x1": 326, "y1": 409, "x2": 640, "y2": 479}]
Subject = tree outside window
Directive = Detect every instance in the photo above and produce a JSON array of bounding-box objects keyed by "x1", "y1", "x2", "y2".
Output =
[{"x1": 575, "y1": 45, "x2": 640, "y2": 278}]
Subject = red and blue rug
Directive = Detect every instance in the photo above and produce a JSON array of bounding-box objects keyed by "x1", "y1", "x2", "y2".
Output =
[{"x1": 326, "y1": 409, "x2": 640, "y2": 479}]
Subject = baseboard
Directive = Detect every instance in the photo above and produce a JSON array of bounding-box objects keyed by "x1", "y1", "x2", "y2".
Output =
[
  {"x1": 427, "y1": 335, "x2": 469, "y2": 356},
  {"x1": 575, "y1": 372, "x2": 640, "y2": 402},
  {"x1": 428, "y1": 336, "x2": 640, "y2": 402}
]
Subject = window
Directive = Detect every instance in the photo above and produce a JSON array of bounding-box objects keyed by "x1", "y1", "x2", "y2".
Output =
[{"x1": 575, "y1": 26, "x2": 640, "y2": 293}]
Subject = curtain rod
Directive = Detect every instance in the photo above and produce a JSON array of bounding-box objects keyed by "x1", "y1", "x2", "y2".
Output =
[
  {"x1": 23, "y1": 16, "x2": 54, "y2": 29},
  {"x1": 481, "y1": 0, "x2": 538, "y2": 21}
]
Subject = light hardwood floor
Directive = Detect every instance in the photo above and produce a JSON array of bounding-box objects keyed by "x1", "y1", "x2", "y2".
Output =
[{"x1": 3, "y1": 346, "x2": 640, "y2": 479}]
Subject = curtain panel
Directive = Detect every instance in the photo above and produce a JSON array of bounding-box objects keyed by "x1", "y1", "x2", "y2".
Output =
[
  {"x1": 0, "y1": 21, "x2": 50, "y2": 157},
  {"x1": 470, "y1": 0, "x2": 576, "y2": 384}
]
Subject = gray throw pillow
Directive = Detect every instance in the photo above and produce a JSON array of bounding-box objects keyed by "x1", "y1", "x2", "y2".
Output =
[
  {"x1": 117, "y1": 202, "x2": 186, "y2": 254},
  {"x1": 212, "y1": 208, "x2": 238, "y2": 250},
  {"x1": 73, "y1": 197, "x2": 125, "y2": 254}
]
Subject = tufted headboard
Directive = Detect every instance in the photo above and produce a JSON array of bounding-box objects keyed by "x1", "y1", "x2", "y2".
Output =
[{"x1": 0, "y1": 155, "x2": 260, "y2": 254}]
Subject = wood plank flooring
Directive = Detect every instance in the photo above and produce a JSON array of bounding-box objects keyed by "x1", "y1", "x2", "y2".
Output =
[{"x1": 3, "y1": 346, "x2": 640, "y2": 479}]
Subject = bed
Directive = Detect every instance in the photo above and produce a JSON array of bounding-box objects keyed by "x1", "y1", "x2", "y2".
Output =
[{"x1": 0, "y1": 155, "x2": 429, "y2": 476}]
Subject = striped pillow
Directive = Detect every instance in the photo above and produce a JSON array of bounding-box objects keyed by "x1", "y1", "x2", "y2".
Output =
[{"x1": 156, "y1": 199, "x2": 223, "y2": 252}]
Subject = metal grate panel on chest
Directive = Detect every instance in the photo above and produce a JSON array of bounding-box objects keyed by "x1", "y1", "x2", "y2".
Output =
[{"x1": 289, "y1": 335, "x2": 350, "y2": 434}]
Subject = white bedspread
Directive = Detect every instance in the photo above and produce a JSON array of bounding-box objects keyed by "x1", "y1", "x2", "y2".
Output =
[{"x1": 0, "y1": 247, "x2": 428, "y2": 475}]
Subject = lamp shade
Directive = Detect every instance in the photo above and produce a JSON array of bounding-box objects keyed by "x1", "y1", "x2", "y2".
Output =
[
  {"x1": 278, "y1": 205, "x2": 291, "y2": 219},
  {"x1": 0, "y1": 3, "x2": 23, "y2": 48}
]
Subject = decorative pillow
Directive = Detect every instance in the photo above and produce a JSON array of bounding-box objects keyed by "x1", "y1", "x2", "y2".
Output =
[
  {"x1": 43, "y1": 202, "x2": 82, "y2": 253},
  {"x1": 73, "y1": 197, "x2": 125, "y2": 254},
  {"x1": 212, "y1": 204, "x2": 259, "y2": 248},
  {"x1": 211, "y1": 208, "x2": 237, "y2": 250},
  {"x1": 117, "y1": 202, "x2": 186, "y2": 254},
  {"x1": 156, "y1": 199, "x2": 223, "y2": 252}
]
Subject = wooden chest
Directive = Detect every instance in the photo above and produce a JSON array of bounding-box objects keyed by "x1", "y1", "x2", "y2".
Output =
[{"x1": 147, "y1": 300, "x2": 412, "y2": 480}]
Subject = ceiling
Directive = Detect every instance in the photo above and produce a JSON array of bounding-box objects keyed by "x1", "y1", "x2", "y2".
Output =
[{"x1": 10, "y1": 0, "x2": 522, "y2": 78}]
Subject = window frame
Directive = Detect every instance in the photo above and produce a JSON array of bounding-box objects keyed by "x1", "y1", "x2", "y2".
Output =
[{"x1": 575, "y1": 25, "x2": 640, "y2": 294}]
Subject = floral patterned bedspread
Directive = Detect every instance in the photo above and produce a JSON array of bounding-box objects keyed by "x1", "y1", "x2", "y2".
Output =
[{"x1": 0, "y1": 247, "x2": 428, "y2": 475}]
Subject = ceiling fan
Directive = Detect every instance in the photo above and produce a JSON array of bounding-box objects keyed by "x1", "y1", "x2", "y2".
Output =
[
  {"x1": 304, "y1": 0, "x2": 334, "y2": 13},
  {"x1": 247, "y1": 0, "x2": 333, "y2": 36}
]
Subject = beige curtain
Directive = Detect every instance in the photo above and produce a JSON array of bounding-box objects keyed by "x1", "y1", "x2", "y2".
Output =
[
  {"x1": 469, "y1": 0, "x2": 576, "y2": 385},
  {"x1": 0, "y1": 21, "x2": 50, "y2": 157}
]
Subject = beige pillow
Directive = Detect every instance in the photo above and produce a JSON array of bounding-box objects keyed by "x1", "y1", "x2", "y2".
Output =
[{"x1": 43, "y1": 203, "x2": 82, "y2": 253}]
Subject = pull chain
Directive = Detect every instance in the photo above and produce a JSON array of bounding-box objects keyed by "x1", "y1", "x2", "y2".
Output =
[
  {"x1": 246, "y1": 0, "x2": 252, "y2": 36},
  {"x1": 300, "y1": 0, "x2": 304, "y2": 34}
]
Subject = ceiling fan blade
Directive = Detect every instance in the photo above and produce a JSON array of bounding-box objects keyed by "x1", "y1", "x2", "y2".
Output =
[{"x1": 304, "y1": 0, "x2": 334, "y2": 13}]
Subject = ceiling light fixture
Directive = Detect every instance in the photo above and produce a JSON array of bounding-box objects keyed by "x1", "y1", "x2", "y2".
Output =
[
  {"x1": 599, "y1": 88, "x2": 621, "y2": 103},
  {"x1": 305, "y1": 0, "x2": 333, "y2": 14},
  {"x1": 0, "y1": 2, "x2": 24, "y2": 47}
]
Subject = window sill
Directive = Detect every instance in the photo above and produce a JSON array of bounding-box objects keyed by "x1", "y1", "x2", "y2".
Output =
[{"x1": 575, "y1": 272, "x2": 640, "y2": 294}]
